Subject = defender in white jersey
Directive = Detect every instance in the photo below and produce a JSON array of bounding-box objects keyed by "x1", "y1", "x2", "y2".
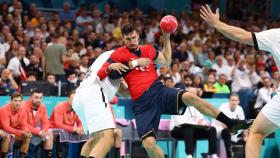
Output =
[
  {"x1": 73, "y1": 50, "x2": 151, "y2": 158},
  {"x1": 201, "y1": 5, "x2": 280, "y2": 158}
]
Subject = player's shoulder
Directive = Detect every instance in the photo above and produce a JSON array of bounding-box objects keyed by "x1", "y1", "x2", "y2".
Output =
[
  {"x1": 140, "y1": 44, "x2": 157, "y2": 50},
  {"x1": 114, "y1": 46, "x2": 127, "y2": 53},
  {"x1": 256, "y1": 28, "x2": 280, "y2": 38}
]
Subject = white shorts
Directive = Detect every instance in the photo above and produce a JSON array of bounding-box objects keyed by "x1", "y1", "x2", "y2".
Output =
[
  {"x1": 73, "y1": 89, "x2": 115, "y2": 134},
  {"x1": 261, "y1": 92, "x2": 280, "y2": 127}
]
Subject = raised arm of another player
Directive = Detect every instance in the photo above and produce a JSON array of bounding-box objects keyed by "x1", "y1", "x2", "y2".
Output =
[
  {"x1": 154, "y1": 32, "x2": 172, "y2": 66},
  {"x1": 97, "y1": 62, "x2": 129, "y2": 80},
  {"x1": 98, "y1": 58, "x2": 151, "y2": 80},
  {"x1": 200, "y1": 4, "x2": 253, "y2": 46}
]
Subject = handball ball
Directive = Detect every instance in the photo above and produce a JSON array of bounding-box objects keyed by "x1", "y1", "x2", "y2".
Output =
[{"x1": 160, "y1": 15, "x2": 178, "y2": 33}]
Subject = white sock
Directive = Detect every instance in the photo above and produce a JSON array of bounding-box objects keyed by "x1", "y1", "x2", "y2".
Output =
[{"x1": 186, "y1": 154, "x2": 193, "y2": 158}]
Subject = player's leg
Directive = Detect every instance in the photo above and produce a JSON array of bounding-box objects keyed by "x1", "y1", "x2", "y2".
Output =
[
  {"x1": 43, "y1": 130, "x2": 54, "y2": 158},
  {"x1": 246, "y1": 112, "x2": 278, "y2": 158},
  {"x1": 88, "y1": 129, "x2": 115, "y2": 158},
  {"x1": 114, "y1": 128, "x2": 122, "y2": 158},
  {"x1": 15, "y1": 135, "x2": 31, "y2": 158},
  {"x1": 0, "y1": 130, "x2": 11, "y2": 157},
  {"x1": 142, "y1": 136, "x2": 165, "y2": 158},
  {"x1": 181, "y1": 91, "x2": 252, "y2": 132},
  {"x1": 80, "y1": 136, "x2": 95, "y2": 157}
]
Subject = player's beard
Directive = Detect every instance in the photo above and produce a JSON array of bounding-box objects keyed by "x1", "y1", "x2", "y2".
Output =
[{"x1": 128, "y1": 44, "x2": 139, "y2": 51}]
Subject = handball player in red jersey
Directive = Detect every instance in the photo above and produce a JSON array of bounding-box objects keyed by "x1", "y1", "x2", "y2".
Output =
[{"x1": 97, "y1": 24, "x2": 253, "y2": 158}]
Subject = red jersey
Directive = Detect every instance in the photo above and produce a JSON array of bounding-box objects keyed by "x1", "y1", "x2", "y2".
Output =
[
  {"x1": 49, "y1": 101, "x2": 82, "y2": 132},
  {"x1": 98, "y1": 45, "x2": 159, "y2": 100},
  {"x1": 0, "y1": 104, "x2": 28, "y2": 136},
  {"x1": 22, "y1": 100, "x2": 50, "y2": 135}
]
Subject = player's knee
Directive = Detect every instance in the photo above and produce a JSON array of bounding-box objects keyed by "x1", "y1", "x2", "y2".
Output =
[
  {"x1": 3, "y1": 134, "x2": 11, "y2": 143},
  {"x1": 181, "y1": 91, "x2": 195, "y2": 105},
  {"x1": 249, "y1": 129, "x2": 266, "y2": 138},
  {"x1": 23, "y1": 136, "x2": 31, "y2": 144},
  {"x1": 142, "y1": 137, "x2": 157, "y2": 151}
]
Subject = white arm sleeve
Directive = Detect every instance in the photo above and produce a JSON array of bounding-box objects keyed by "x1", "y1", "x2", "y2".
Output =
[{"x1": 253, "y1": 29, "x2": 280, "y2": 52}]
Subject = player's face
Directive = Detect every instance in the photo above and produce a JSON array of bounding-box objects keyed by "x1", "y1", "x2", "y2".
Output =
[
  {"x1": 31, "y1": 92, "x2": 43, "y2": 109},
  {"x1": 11, "y1": 97, "x2": 22, "y2": 112},
  {"x1": 123, "y1": 31, "x2": 139, "y2": 51},
  {"x1": 229, "y1": 96, "x2": 239, "y2": 110}
]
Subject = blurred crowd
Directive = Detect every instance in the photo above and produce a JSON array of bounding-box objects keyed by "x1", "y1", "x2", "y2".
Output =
[{"x1": 0, "y1": 0, "x2": 280, "y2": 114}]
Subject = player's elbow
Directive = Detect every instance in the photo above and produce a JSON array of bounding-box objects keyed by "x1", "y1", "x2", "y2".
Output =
[{"x1": 238, "y1": 32, "x2": 254, "y2": 46}]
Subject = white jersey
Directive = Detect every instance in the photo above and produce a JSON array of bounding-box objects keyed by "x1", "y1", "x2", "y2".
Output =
[
  {"x1": 73, "y1": 50, "x2": 120, "y2": 133},
  {"x1": 76, "y1": 50, "x2": 120, "y2": 102},
  {"x1": 254, "y1": 28, "x2": 280, "y2": 127},
  {"x1": 254, "y1": 29, "x2": 280, "y2": 77}
]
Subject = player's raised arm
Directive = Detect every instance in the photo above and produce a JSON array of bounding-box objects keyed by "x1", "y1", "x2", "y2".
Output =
[
  {"x1": 154, "y1": 32, "x2": 172, "y2": 66},
  {"x1": 200, "y1": 4, "x2": 253, "y2": 46}
]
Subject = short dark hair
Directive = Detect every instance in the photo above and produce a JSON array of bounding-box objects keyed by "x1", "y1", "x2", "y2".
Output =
[
  {"x1": 121, "y1": 24, "x2": 136, "y2": 36},
  {"x1": 67, "y1": 90, "x2": 76, "y2": 98},
  {"x1": 50, "y1": 33, "x2": 59, "y2": 39},
  {"x1": 27, "y1": 71, "x2": 37, "y2": 78},
  {"x1": 11, "y1": 92, "x2": 23, "y2": 100},
  {"x1": 164, "y1": 76, "x2": 173, "y2": 82},
  {"x1": 31, "y1": 88, "x2": 43, "y2": 95},
  {"x1": 46, "y1": 73, "x2": 55, "y2": 77},
  {"x1": 230, "y1": 93, "x2": 239, "y2": 99}
]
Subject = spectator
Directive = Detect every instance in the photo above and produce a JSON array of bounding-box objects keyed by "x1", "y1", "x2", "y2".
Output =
[
  {"x1": 5, "y1": 40, "x2": 19, "y2": 63},
  {"x1": 26, "y1": 71, "x2": 36, "y2": 82},
  {"x1": 203, "y1": 74, "x2": 217, "y2": 93},
  {"x1": 175, "y1": 74, "x2": 193, "y2": 91},
  {"x1": 212, "y1": 93, "x2": 245, "y2": 158},
  {"x1": 214, "y1": 74, "x2": 230, "y2": 93},
  {"x1": 22, "y1": 89, "x2": 53, "y2": 158},
  {"x1": 197, "y1": 45, "x2": 209, "y2": 67},
  {"x1": 254, "y1": 77, "x2": 273, "y2": 117},
  {"x1": 46, "y1": 73, "x2": 57, "y2": 96},
  {"x1": 0, "y1": 92, "x2": 32, "y2": 158},
  {"x1": 46, "y1": 73, "x2": 56, "y2": 85},
  {"x1": 59, "y1": 2, "x2": 75, "y2": 24},
  {"x1": 192, "y1": 74, "x2": 203, "y2": 96},
  {"x1": 43, "y1": 33, "x2": 69, "y2": 82},
  {"x1": 66, "y1": 72, "x2": 78, "y2": 92},
  {"x1": 163, "y1": 76, "x2": 174, "y2": 88},
  {"x1": 231, "y1": 58, "x2": 259, "y2": 92},
  {"x1": 95, "y1": 14, "x2": 115, "y2": 34},
  {"x1": 170, "y1": 87, "x2": 219, "y2": 158},
  {"x1": 172, "y1": 41, "x2": 189, "y2": 63},
  {"x1": 224, "y1": 54, "x2": 235, "y2": 83},
  {"x1": 170, "y1": 62, "x2": 181, "y2": 84},
  {"x1": 27, "y1": 54, "x2": 43, "y2": 80},
  {"x1": 212, "y1": 55, "x2": 229, "y2": 78},
  {"x1": 271, "y1": 71, "x2": 280, "y2": 90},
  {"x1": 75, "y1": 8, "x2": 93, "y2": 32},
  {"x1": 79, "y1": 55, "x2": 89, "y2": 74},
  {"x1": 0, "y1": 68, "x2": 18, "y2": 95},
  {"x1": 7, "y1": 46, "x2": 30, "y2": 82}
]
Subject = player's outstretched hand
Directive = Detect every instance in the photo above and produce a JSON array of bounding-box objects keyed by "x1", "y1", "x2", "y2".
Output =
[
  {"x1": 108, "y1": 63, "x2": 129, "y2": 74},
  {"x1": 137, "y1": 58, "x2": 151, "y2": 67},
  {"x1": 200, "y1": 4, "x2": 220, "y2": 28}
]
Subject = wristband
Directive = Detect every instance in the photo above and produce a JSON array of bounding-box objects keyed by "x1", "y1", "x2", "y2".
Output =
[{"x1": 131, "y1": 60, "x2": 138, "y2": 68}]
